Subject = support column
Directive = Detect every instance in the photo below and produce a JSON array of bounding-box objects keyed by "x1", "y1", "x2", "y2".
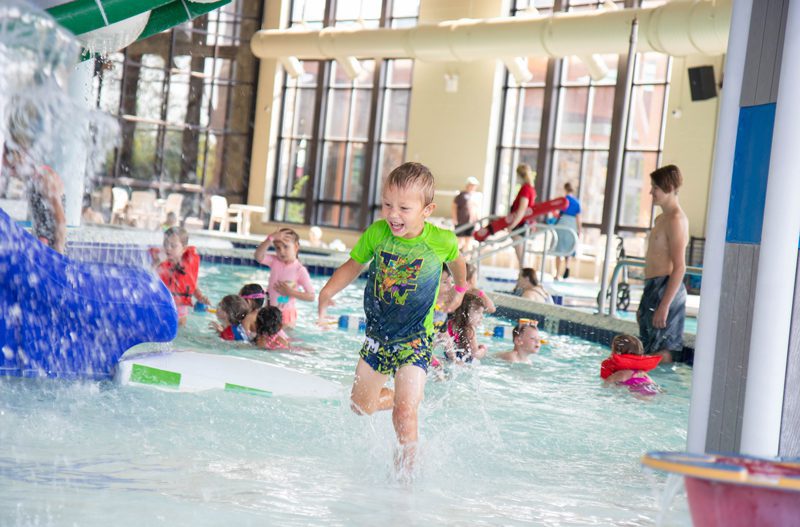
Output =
[{"x1": 60, "y1": 60, "x2": 94, "y2": 226}]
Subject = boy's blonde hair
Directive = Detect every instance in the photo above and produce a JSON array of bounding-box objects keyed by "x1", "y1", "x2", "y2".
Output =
[
  {"x1": 164, "y1": 226, "x2": 189, "y2": 246},
  {"x1": 385, "y1": 162, "x2": 435, "y2": 205}
]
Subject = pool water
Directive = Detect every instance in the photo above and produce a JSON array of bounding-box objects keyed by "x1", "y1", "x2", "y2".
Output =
[{"x1": 1, "y1": 262, "x2": 692, "y2": 526}]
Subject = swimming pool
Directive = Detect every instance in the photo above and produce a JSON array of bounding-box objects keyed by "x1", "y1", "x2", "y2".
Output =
[{"x1": 0, "y1": 262, "x2": 692, "y2": 525}]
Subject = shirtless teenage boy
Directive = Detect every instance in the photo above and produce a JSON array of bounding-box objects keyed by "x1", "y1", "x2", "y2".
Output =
[{"x1": 637, "y1": 165, "x2": 689, "y2": 364}]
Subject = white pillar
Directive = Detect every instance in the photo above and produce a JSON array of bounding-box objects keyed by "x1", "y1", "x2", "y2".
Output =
[
  {"x1": 686, "y1": 0, "x2": 752, "y2": 454},
  {"x1": 740, "y1": 0, "x2": 800, "y2": 457},
  {"x1": 60, "y1": 60, "x2": 94, "y2": 226}
]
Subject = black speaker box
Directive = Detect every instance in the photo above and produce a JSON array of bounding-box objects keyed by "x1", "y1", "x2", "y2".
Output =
[{"x1": 688, "y1": 65, "x2": 717, "y2": 101}]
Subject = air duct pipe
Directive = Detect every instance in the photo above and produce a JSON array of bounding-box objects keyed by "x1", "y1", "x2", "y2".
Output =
[{"x1": 251, "y1": 0, "x2": 731, "y2": 62}]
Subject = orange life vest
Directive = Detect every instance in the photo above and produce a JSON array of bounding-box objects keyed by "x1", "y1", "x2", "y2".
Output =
[
  {"x1": 156, "y1": 246, "x2": 200, "y2": 306},
  {"x1": 600, "y1": 353, "x2": 662, "y2": 379}
]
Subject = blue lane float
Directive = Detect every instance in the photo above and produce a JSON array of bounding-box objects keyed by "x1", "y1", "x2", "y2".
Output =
[{"x1": 0, "y1": 208, "x2": 177, "y2": 380}]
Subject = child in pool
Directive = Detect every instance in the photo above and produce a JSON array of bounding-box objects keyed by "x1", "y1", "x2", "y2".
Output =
[
  {"x1": 152, "y1": 226, "x2": 209, "y2": 326},
  {"x1": 254, "y1": 305, "x2": 290, "y2": 350},
  {"x1": 465, "y1": 263, "x2": 496, "y2": 314},
  {"x1": 239, "y1": 283, "x2": 268, "y2": 338},
  {"x1": 210, "y1": 294, "x2": 250, "y2": 341},
  {"x1": 317, "y1": 162, "x2": 468, "y2": 472},
  {"x1": 444, "y1": 292, "x2": 487, "y2": 363},
  {"x1": 495, "y1": 321, "x2": 541, "y2": 363},
  {"x1": 254, "y1": 228, "x2": 315, "y2": 328},
  {"x1": 601, "y1": 334, "x2": 661, "y2": 395}
]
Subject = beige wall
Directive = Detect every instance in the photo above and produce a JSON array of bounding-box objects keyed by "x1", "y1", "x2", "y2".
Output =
[{"x1": 661, "y1": 55, "x2": 724, "y2": 238}]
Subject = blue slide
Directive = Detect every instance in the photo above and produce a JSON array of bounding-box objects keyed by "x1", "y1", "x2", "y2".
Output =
[{"x1": 0, "y1": 208, "x2": 178, "y2": 380}]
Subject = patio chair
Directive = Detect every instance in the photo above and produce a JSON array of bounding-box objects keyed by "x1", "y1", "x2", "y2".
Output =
[
  {"x1": 110, "y1": 187, "x2": 128, "y2": 225},
  {"x1": 126, "y1": 190, "x2": 159, "y2": 229},
  {"x1": 208, "y1": 195, "x2": 242, "y2": 232}
]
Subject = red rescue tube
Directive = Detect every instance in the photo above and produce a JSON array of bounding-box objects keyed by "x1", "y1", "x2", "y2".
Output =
[{"x1": 473, "y1": 196, "x2": 569, "y2": 242}]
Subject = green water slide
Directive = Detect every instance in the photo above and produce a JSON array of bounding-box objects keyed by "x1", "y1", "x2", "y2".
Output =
[{"x1": 46, "y1": 0, "x2": 232, "y2": 49}]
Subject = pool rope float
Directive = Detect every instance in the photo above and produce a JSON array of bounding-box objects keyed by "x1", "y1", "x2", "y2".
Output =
[
  {"x1": 642, "y1": 451, "x2": 800, "y2": 527},
  {"x1": 0, "y1": 207, "x2": 178, "y2": 379}
]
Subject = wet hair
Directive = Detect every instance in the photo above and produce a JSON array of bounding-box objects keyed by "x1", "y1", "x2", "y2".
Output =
[
  {"x1": 277, "y1": 227, "x2": 300, "y2": 246},
  {"x1": 164, "y1": 226, "x2": 189, "y2": 246},
  {"x1": 239, "y1": 283, "x2": 267, "y2": 310},
  {"x1": 520, "y1": 267, "x2": 540, "y2": 288},
  {"x1": 564, "y1": 182, "x2": 575, "y2": 194},
  {"x1": 449, "y1": 292, "x2": 484, "y2": 351},
  {"x1": 512, "y1": 320, "x2": 538, "y2": 340},
  {"x1": 385, "y1": 162, "x2": 435, "y2": 205},
  {"x1": 255, "y1": 306, "x2": 283, "y2": 337},
  {"x1": 516, "y1": 163, "x2": 536, "y2": 185},
  {"x1": 218, "y1": 294, "x2": 249, "y2": 325},
  {"x1": 611, "y1": 334, "x2": 644, "y2": 356},
  {"x1": 650, "y1": 164, "x2": 683, "y2": 194}
]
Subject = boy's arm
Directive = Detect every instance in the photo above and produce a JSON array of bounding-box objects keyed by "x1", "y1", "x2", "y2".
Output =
[
  {"x1": 318, "y1": 258, "x2": 366, "y2": 319},
  {"x1": 444, "y1": 254, "x2": 468, "y2": 313},
  {"x1": 653, "y1": 215, "x2": 688, "y2": 328}
]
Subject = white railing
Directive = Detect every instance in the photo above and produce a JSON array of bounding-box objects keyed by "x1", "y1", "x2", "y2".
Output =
[{"x1": 606, "y1": 258, "x2": 703, "y2": 317}]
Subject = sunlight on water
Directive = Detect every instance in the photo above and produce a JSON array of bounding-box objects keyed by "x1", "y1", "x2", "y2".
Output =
[{"x1": 1, "y1": 262, "x2": 692, "y2": 526}]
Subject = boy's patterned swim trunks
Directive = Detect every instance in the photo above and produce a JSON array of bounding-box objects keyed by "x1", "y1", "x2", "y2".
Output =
[{"x1": 359, "y1": 333, "x2": 433, "y2": 376}]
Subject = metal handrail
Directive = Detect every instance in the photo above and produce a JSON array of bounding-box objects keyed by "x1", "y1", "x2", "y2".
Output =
[
  {"x1": 453, "y1": 214, "x2": 501, "y2": 236},
  {"x1": 467, "y1": 222, "x2": 578, "y2": 283},
  {"x1": 607, "y1": 258, "x2": 703, "y2": 317}
]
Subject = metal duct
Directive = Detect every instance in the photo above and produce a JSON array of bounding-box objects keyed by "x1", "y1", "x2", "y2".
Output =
[{"x1": 251, "y1": 0, "x2": 731, "y2": 61}]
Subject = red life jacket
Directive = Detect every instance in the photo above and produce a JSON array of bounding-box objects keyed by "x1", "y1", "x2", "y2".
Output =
[
  {"x1": 157, "y1": 246, "x2": 200, "y2": 306},
  {"x1": 600, "y1": 353, "x2": 662, "y2": 379}
]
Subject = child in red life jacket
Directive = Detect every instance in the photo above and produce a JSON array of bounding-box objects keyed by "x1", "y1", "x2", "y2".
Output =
[
  {"x1": 152, "y1": 226, "x2": 209, "y2": 326},
  {"x1": 601, "y1": 334, "x2": 661, "y2": 396},
  {"x1": 210, "y1": 294, "x2": 250, "y2": 341}
]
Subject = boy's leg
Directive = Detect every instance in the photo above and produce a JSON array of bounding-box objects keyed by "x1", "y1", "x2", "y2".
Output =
[
  {"x1": 392, "y1": 364, "x2": 427, "y2": 471},
  {"x1": 350, "y1": 358, "x2": 392, "y2": 415}
]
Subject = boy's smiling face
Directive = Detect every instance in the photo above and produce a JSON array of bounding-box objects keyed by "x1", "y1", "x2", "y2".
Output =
[{"x1": 381, "y1": 184, "x2": 436, "y2": 239}]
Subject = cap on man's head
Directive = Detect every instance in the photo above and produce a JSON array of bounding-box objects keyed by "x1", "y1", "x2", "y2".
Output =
[{"x1": 466, "y1": 176, "x2": 480, "y2": 186}]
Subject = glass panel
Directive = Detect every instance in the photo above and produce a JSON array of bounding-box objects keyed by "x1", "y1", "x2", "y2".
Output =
[
  {"x1": 325, "y1": 88, "x2": 351, "y2": 139},
  {"x1": 354, "y1": 60, "x2": 376, "y2": 87},
  {"x1": 331, "y1": 61, "x2": 354, "y2": 87},
  {"x1": 521, "y1": 56, "x2": 549, "y2": 85},
  {"x1": 321, "y1": 141, "x2": 346, "y2": 200},
  {"x1": 387, "y1": 59, "x2": 413, "y2": 86},
  {"x1": 351, "y1": 89, "x2": 373, "y2": 140},
  {"x1": 586, "y1": 86, "x2": 614, "y2": 148},
  {"x1": 285, "y1": 198, "x2": 306, "y2": 224},
  {"x1": 341, "y1": 204, "x2": 361, "y2": 229},
  {"x1": 376, "y1": 143, "x2": 405, "y2": 199},
  {"x1": 516, "y1": 148, "x2": 538, "y2": 183},
  {"x1": 628, "y1": 85, "x2": 665, "y2": 149},
  {"x1": 292, "y1": 0, "x2": 325, "y2": 23},
  {"x1": 382, "y1": 89, "x2": 410, "y2": 141},
  {"x1": 344, "y1": 143, "x2": 367, "y2": 201},
  {"x1": 555, "y1": 87, "x2": 589, "y2": 147},
  {"x1": 597, "y1": 53, "x2": 619, "y2": 84},
  {"x1": 495, "y1": 148, "x2": 514, "y2": 214},
  {"x1": 275, "y1": 140, "x2": 291, "y2": 196},
  {"x1": 273, "y1": 198, "x2": 286, "y2": 222},
  {"x1": 563, "y1": 55, "x2": 590, "y2": 84},
  {"x1": 130, "y1": 125, "x2": 158, "y2": 180},
  {"x1": 580, "y1": 150, "x2": 608, "y2": 224},
  {"x1": 635, "y1": 52, "x2": 669, "y2": 84},
  {"x1": 391, "y1": 17, "x2": 417, "y2": 29},
  {"x1": 317, "y1": 202, "x2": 342, "y2": 227},
  {"x1": 619, "y1": 151, "x2": 657, "y2": 227},
  {"x1": 393, "y1": 0, "x2": 420, "y2": 18},
  {"x1": 136, "y1": 55, "x2": 166, "y2": 120},
  {"x1": 162, "y1": 131, "x2": 183, "y2": 182},
  {"x1": 298, "y1": 61, "x2": 319, "y2": 87},
  {"x1": 551, "y1": 150, "x2": 581, "y2": 200},
  {"x1": 500, "y1": 88, "x2": 520, "y2": 146},
  {"x1": 281, "y1": 87, "x2": 297, "y2": 136},
  {"x1": 519, "y1": 88, "x2": 544, "y2": 146},
  {"x1": 293, "y1": 88, "x2": 316, "y2": 137}
]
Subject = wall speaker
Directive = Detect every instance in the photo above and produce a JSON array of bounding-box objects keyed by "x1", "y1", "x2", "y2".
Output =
[{"x1": 688, "y1": 65, "x2": 717, "y2": 101}]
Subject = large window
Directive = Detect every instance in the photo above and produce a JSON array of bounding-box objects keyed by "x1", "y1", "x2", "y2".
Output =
[
  {"x1": 91, "y1": 0, "x2": 262, "y2": 217},
  {"x1": 273, "y1": 0, "x2": 418, "y2": 229},
  {"x1": 495, "y1": 0, "x2": 670, "y2": 240}
]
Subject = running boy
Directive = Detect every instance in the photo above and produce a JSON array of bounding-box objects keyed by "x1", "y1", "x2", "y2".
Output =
[{"x1": 317, "y1": 162, "x2": 468, "y2": 472}]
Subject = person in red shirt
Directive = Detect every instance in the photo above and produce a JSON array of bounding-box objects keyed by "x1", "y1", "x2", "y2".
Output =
[
  {"x1": 151, "y1": 226, "x2": 209, "y2": 326},
  {"x1": 506, "y1": 163, "x2": 537, "y2": 268}
]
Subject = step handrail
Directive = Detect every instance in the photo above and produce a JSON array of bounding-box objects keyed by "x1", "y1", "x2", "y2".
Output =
[{"x1": 607, "y1": 258, "x2": 703, "y2": 318}]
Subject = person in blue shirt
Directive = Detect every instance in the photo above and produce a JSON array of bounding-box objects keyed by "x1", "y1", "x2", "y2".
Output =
[
  {"x1": 317, "y1": 162, "x2": 468, "y2": 474},
  {"x1": 555, "y1": 182, "x2": 582, "y2": 280}
]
